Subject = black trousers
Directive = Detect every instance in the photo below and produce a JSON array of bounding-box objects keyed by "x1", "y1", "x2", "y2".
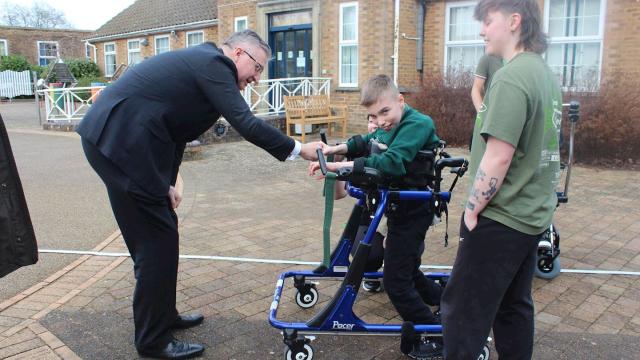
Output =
[
  {"x1": 441, "y1": 215, "x2": 539, "y2": 360},
  {"x1": 82, "y1": 139, "x2": 178, "y2": 351},
  {"x1": 383, "y1": 202, "x2": 441, "y2": 324}
]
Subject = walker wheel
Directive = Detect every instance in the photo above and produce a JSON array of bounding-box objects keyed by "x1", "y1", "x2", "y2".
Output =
[
  {"x1": 285, "y1": 343, "x2": 314, "y2": 360},
  {"x1": 535, "y1": 255, "x2": 561, "y2": 279},
  {"x1": 477, "y1": 345, "x2": 490, "y2": 360},
  {"x1": 295, "y1": 285, "x2": 318, "y2": 308}
]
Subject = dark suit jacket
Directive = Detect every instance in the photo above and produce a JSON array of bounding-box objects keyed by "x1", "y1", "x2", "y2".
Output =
[
  {"x1": 77, "y1": 42, "x2": 294, "y2": 198},
  {"x1": 0, "y1": 114, "x2": 38, "y2": 277}
]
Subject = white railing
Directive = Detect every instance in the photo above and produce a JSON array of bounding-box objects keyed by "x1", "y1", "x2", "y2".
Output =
[
  {"x1": 36, "y1": 77, "x2": 331, "y2": 123},
  {"x1": 37, "y1": 86, "x2": 105, "y2": 122},
  {"x1": 0, "y1": 70, "x2": 33, "y2": 99},
  {"x1": 242, "y1": 77, "x2": 332, "y2": 116}
]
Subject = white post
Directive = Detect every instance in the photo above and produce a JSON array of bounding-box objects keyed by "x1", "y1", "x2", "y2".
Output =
[
  {"x1": 393, "y1": 0, "x2": 400, "y2": 86},
  {"x1": 32, "y1": 71, "x2": 42, "y2": 125}
]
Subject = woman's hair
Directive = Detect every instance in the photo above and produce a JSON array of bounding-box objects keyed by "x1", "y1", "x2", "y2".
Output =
[{"x1": 474, "y1": 0, "x2": 548, "y2": 54}]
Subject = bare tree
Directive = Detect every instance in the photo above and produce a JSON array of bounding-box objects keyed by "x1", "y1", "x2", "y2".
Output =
[{"x1": 1, "y1": 1, "x2": 72, "y2": 29}]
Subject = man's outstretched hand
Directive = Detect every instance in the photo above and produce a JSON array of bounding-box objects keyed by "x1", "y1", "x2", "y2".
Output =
[{"x1": 299, "y1": 141, "x2": 326, "y2": 161}]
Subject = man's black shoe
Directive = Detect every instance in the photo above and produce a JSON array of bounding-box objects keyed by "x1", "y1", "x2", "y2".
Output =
[
  {"x1": 138, "y1": 340, "x2": 204, "y2": 359},
  {"x1": 172, "y1": 314, "x2": 204, "y2": 329}
]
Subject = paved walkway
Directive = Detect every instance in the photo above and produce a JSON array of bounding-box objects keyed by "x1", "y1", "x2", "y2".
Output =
[{"x1": 1, "y1": 139, "x2": 640, "y2": 359}]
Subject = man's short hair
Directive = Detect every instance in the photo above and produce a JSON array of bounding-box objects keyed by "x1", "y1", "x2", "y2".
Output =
[
  {"x1": 223, "y1": 29, "x2": 272, "y2": 58},
  {"x1": 360, "y1": 75, "x2": 400, "y2": 107},
  {"x1": 474, "y1": 0, "x2": 548, "y2": 54}
]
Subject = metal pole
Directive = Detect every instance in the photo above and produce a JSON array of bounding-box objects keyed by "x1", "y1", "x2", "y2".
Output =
[{"x1": 32, "y1": 71, "x2": 42, "y2": 126}]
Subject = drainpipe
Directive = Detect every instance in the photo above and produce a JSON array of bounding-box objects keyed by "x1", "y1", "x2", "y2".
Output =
[
  {"x1": 416, "y1": 0, "x2": 426, "y2": 72},
  {"x1": 393, "y1": 0, "x2": 400, "y2": 85},
  {"x1": 85, "y1": 41, "x2": 97, "y2": 64}
]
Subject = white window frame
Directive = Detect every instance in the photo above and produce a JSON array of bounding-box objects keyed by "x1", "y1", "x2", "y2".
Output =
[
  {"x1": 104, "y1": 42, "x2": 116, "y2": 78},
  {"x1": 37, "y1": 41, "x2": 59, "y2": 66},
  {"x1": 0, "y1": 39, "x2": 7, "y2": 56},
  {"x1": 543, "y1": 0, "x2": 606, "y2": 90},
  {"x1": 444, "y1": 1, "x2": 484, "y2": 73},
  {"x1": 186, "y1": 31, "x2": 205, "y2": 48},
  {"x1": 234, "y1": 16, "x2": 248, "y2": 32},
  {"x1": 127, "y1": 39, "x2": 142, "y2": 65},
  {"x1": 338, "y1": 2, "x2": 358, "y2": 88},
  {"x1": 154, "y1": 34, "x2": 171, "y2": 55}
]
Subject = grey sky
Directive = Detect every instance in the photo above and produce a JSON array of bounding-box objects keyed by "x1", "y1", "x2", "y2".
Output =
[{"x1": 2, "y1": 0, "x2": 136, "y2": 30}]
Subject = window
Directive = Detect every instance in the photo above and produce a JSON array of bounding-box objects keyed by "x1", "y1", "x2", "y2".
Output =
[
  {"x1": 0, "y1": 39, "x2": 7, "y2": 56},
  {"x1": 37, "y1": 41, "x2": 59, "y2": 66},
  {"x1": 235, "y1": 16, "x2": 248, "y2": 32},
  {"x1": 186, "y1": 31, "x2": 204, "y2": 47},
  {"x1": 339, "y1": 2, "x2": 358, "y2": 87},
  {"x1": 128, "y1": 39, "x2": 142, "y2": 65},
  {"x1": 85, "y1": 43, "x2": 91, "y2": 59},
  {"x1": 155, "y1": 35, "x2": 170, "y2": 55},
  {"x1": 104, "y1": 43, "x2": 116, "y2": 77},
  {"x1": 444, "y1": 2, "x2": 484, "y2": 73},
  {"x1": 544, "y1": 0, "x2": 604, "y2": 89}
]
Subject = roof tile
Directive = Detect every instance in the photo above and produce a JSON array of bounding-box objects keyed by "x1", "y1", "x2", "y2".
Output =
[{"x1": 91, "y1": 0, "x2": 217, "y2": 39}]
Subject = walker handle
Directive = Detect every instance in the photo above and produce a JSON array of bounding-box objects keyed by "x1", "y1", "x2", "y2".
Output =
[
  {"x1": 317, "y1": 148, "x2": 328, "y2": 176},
  {"x1": 320, "y1": 129, "x2": 328, "y2": 144}
]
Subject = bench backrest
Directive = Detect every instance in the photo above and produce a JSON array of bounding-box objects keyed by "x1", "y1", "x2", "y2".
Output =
[{"x1": 284, "y1": 95, "x2": 331, "y2": 118}]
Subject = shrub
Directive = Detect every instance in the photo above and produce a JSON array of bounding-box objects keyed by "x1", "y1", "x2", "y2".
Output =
[
  {"x1": 408, "y1": 70, "x2": 640, "y2": 167},
  {"x1": 32, "y1": 65, "x2": 47, "y2": 79},
  {"x1": 407, "y1": 70, "x2": 476, "y2": 147},
  {"x1": 564, "y1": 73, "x2": 640, "y2": 166},
  {"x1": 0, "y1": 54, "x2": 31, "y2": 72},
  {"x1": 73, "y1": 76, "x2": 107, "y2": 101},
  {"x1": 64, "y1": 58, "x2": 101, "y2": 79}
]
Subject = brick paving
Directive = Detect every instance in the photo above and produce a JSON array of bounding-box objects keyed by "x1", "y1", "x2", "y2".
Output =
[{"x1": 1, "y1": 140, "x2": 640, "y2": 359}]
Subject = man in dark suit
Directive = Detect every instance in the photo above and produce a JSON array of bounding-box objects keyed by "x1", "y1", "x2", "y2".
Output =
[{"x1": 77, "y1": 30, "x2": 324, "y2": 359}]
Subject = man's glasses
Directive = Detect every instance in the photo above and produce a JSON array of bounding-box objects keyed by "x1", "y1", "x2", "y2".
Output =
[{"x1": 241, "y1": 49, "x2": 264, "y2": 74}]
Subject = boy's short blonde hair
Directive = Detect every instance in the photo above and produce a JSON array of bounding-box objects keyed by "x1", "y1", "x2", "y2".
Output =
[{"x1": 360, "y1": 75, "x2": 400, "y2": 107}]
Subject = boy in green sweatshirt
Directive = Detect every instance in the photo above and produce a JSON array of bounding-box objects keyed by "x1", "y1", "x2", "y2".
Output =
[{"x1": 309, "y1": 74, "x2": 443, "y2": 359}]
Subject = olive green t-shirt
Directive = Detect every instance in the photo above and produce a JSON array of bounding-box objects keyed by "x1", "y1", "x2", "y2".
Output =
[
  {"x1": 470, "y1": 52, "x2": 562, "y2": 235},
  {"x1": 475, "y1": 54, "x2": 503, "y2": 93}
]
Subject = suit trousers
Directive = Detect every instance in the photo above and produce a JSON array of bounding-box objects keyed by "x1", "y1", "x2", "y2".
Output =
[
  {"x1": 383, "y1": 202, "x2": 441, "y2": 324},
  {"x1": 82, "y1": 139, "x2": 178, "y2": 351},
  {"x1": 441, "y1": 215, "x2": 539, "y2": 360}
]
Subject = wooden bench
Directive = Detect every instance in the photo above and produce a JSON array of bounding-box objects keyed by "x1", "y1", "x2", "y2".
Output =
[{"x1": 284, "y1": 95, "x2": 348, "y2": 142}]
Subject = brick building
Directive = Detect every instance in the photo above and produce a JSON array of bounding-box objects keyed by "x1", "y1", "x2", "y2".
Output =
[
  {"x1": 0, "y1": 26, "x2": 91, "y2": 66},
  {"x1": 85, "y1": 0, "x2": 640, "y2": 133}
]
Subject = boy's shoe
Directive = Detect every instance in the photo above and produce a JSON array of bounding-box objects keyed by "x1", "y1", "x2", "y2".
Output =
[
  {"x1": 407, "y1": 339, "x2": 443, "y2": 360},
  {"x1": 401, "y1": 321, "x2": 443, "y2": 359},
  {"x1": 400, "y1": 321, "x2": 416, "y2": 355},
  {"x1": 362, "y1": 280, "x2": 383, "y2": 292}
]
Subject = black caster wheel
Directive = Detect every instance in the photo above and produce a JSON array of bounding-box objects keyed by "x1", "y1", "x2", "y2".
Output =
[
  {"x1": 285, "y1": 343, "x2": 314, "y2": 360},
  {"x1": 295, "y1": 284, "x2": 318, "y2": 308},
  {"x1": 362, "y1": 280, "x2": 383, "y2": 293},
  {"x1": 535, "y1": 255, "x2": 561, "y2": 279},
  {"x1": 477, "y1": 345, "x2": 490, "y2": 360}
]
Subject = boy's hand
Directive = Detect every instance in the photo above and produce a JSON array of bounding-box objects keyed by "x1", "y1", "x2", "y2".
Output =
[
  {"x1": 323, "y1": 143, "x2": 348, "y2": 156},
  {"x1": 299, "y1": 141, "x2": 326, "y2": 161},
  {"x1": 323, "y1": 145, "x2": 338, "y2": 155},
  {"x1": 308, "y1": 161, "x2": 323, "y2": 178},
  {"x1": 308, "y1": 161, "x2": 354, "y2": 178}
]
